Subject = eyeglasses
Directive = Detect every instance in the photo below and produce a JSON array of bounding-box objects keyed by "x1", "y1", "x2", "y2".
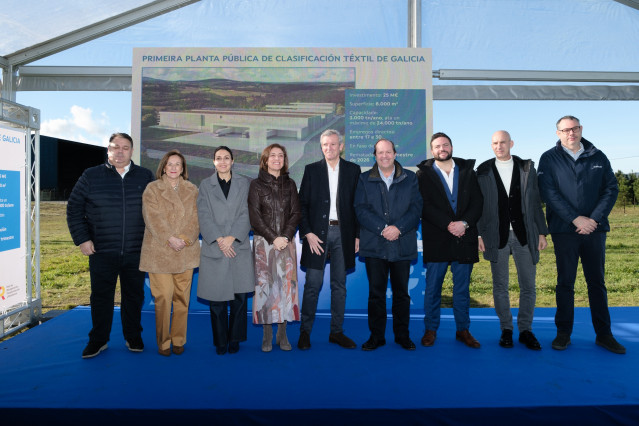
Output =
[{"x1": 558, "y1": 126, "x2": 581, "y2": 135}]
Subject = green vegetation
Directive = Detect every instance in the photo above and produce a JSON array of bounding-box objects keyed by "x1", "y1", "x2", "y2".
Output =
[
  {"x1": 467, "y1": 205, "x2": 639, "y2": 307},
  {"x1": 37, "y1": 203, "x2": 638, "y2": 313},
  {"x1": 39, "y1": 202, "x2": 100, "y2": 311},
  {"x1": 615, "y1": 170, "x2": 639, "y2": 209}
]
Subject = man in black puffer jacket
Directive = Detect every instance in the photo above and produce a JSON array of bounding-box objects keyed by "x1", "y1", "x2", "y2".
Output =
[{"x1": 67, "y1": 132, "x2": 154, "y2": 358}]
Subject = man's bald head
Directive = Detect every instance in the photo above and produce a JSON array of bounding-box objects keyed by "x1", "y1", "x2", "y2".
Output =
[{"x1": 491, "y1": 130, "x2": 514, "y2": 161}]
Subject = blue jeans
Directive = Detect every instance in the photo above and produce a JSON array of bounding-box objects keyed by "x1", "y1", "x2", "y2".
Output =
[
  {"x1": 491, "y1": 231, "x2": 537, "y2": 332},
  {"x1": 424, "y1": 261, "x2": 472, "y2": 331},
  {"x1": 300, "y1": 225, "x2": 347, "y2": 334},
  {"x1": 552, "y1": 232, "x2": 611, "y2": 336}
]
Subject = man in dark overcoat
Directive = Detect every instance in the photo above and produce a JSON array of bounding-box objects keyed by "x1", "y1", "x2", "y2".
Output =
[
  {"x1": 417, "y1": 132, "x2": 483, "y2": 349},
  {"x1": 297, "y1": 129, "x2": 361, "y2": 350}
]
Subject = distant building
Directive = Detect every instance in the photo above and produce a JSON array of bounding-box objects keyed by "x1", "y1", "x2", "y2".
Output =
[
  {"x1": 264, "y1": 102, "x2": 336, "y2": 114},
  {"x1": 158, "y1": 102, "x2": 337, "y2": 152},
  {"x1": 38, "y1": 136, "x2": 107, "y2": 200}
]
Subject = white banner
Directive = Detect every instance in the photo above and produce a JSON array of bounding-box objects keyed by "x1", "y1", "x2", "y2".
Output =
[{"x1": 0, "y1": 126, "x2": 27, "y2": 311}]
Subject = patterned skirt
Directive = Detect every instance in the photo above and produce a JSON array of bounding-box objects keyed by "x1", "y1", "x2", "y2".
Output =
[{"x1": 252, "y1": 235, "x2": 300, "y2": 324}]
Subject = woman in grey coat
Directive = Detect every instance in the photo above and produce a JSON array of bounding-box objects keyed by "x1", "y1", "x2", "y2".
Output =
[{"x1": 197, "y1": 146, "x2": 254, "y2": 355}]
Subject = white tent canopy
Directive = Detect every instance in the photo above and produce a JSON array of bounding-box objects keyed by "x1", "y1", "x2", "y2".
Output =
[
  {"x1": 2, "y1": 0, "x2": 638, "y2": 100},
  {"x1": 0, "y1": 0, "x2": 199, "y2": 98}
]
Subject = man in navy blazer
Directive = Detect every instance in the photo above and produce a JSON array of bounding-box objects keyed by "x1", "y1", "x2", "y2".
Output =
[{"x1": 297, "y1": 129, "x2": 361, "y2": 350}]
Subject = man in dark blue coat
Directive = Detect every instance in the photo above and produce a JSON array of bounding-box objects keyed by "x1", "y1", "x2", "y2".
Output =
[
  {"x1": 297, "y1": 130, "x2": 361, "y2": 350},
  {"x1": 538, "y1": 115, "x2": 624, "y2": 354},
  {"x1": 417, "y1": 132, "x2": 483, "y2": 349},
  {"x1": 67, "y1": 133, "x2": 154, "y2": 358},
  {"x1": 354, "y1": 138, "x2": 422, "y2": 351}
]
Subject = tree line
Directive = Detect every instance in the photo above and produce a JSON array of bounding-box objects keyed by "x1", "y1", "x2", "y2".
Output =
[{"x1": 615, "y1": 170, "x2": 639, "y2": 209}]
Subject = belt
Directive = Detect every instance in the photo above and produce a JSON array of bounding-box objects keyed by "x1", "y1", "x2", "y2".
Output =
[{"x1": 329, "y1": 220, "x2": 339, "y2": 226}]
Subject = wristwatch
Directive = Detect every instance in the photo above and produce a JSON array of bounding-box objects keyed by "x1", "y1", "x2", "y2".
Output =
[{"x1": 462, "y1": 221, "x2": 469, "y2": 229}]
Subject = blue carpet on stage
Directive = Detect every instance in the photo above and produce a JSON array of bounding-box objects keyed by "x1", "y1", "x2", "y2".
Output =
[{"x1": 1, "y1": 306, "x2": 639, "y2": 425}]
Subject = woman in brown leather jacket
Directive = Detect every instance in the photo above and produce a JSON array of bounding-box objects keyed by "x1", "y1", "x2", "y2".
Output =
[{"x1": 248, "y1": 143, "x2": 302, "y2": 352}]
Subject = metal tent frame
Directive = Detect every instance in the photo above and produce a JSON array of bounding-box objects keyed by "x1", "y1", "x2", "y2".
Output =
[
  {"x1": 4, "y1": 0, "x2": 639, "y2": 100},
  {"x1": 0, "y1": 0, "x2": 196, "y2": 338}
]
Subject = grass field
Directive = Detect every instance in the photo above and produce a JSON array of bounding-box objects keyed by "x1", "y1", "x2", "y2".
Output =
[
  {"x1": 467, "y1": 205, "x2": 639, "y2": 307},
  {"x1": 38, "y1": 202, "x2": 639, "y2": 313}
]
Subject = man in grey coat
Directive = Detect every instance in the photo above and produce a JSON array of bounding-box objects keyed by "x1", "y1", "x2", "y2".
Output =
[{"x1": 477, "y1": 130, "x2": 548, "y2": 350}]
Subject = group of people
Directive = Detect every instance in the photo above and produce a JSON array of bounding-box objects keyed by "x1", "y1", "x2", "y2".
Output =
[
  {"x1": 67, "y1": 135, "x2": 301, "y2": 357},
  {"x1": 66, "y1": 115, "x2": 626, "y2": 359}
]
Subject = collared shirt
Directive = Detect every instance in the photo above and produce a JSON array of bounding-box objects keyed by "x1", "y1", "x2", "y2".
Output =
[
  {"x1": 327, "y1": 160, "x2": 339, "y2": 221},
  {"x1": 434, "y1": 159, "x2": 456, "y2": 193},
  {"x1": 381, "y1": 166, "x2": 395, "y2": 190},
  {"x1": 113, "y1": 161, "x2": 131, "y2": 178},
  {"x1": 562, "y1": 142, "x2": 584, "y2": 161}
]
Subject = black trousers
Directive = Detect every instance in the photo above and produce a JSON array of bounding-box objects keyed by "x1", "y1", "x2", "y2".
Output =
[
  {"x1": 553, "y1": 232, "x2": 611, "y2": 336},
  {"x1": 364, "y1": 257, "x2": 411, "y2": 341},
  {"x1": 88, "y1": 252, "x2": 145, "y2": 343},
  {"x1": 209, "y1": 293, "x2": 248, "y2": 348}
]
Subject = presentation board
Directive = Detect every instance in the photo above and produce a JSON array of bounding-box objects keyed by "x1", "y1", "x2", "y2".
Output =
[{"x1": 132, "y1": 47, "x2": 432, "y2": 184}]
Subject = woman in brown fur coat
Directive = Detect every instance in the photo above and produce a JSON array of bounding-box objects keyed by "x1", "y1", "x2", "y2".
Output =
[{"x1": 139, "y1": 150, "x2": 200, "y2": 356}]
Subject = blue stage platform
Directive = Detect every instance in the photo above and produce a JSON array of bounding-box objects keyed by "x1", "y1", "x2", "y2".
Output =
[{"x1": 1, "y1": 306, "x2": 638, "y2": 425}]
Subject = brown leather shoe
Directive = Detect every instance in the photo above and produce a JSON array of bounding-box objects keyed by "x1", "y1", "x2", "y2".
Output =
[
  {"x1": 421, "y1": 330, "x2": 437, "y2": 347},
  {"x1": 158, "y1": 348, "x2": 171, "y2": 357},
  {"x1": 456, "y1": 330, "x2": 480, "y2": 348},
  {"x1": 172, "y1": 345, "x2": 184, "y2": 355}
]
